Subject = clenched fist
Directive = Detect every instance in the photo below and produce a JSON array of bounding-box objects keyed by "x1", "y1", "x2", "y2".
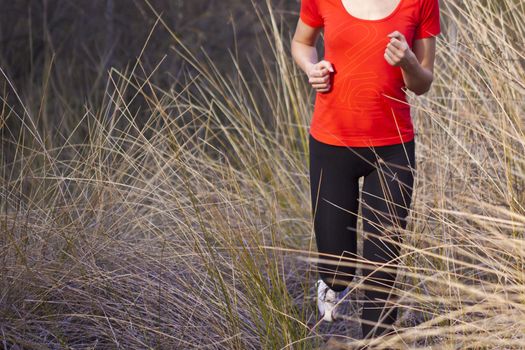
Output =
[
  {"x1": 307, "y1": 60, "x2": 334, "y2": 93},
  {"x1": 384, "y1": 31, "x2": 416, "y2": 69}
]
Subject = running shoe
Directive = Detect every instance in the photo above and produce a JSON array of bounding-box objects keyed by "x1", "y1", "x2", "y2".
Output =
[{"x1": 315, "y1": 278, "x2": 341, "y2": 322}]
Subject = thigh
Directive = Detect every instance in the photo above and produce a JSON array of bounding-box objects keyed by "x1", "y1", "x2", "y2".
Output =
[
  {"x1": 360, "y1": 139, "x2": 416, "y2": 241},
  {"x1": 309, "y1": 134, "x2": 360, "y2": 253}
]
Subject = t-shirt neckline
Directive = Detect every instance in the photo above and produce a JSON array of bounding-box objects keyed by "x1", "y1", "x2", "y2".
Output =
[{"x1": 339, "y1": 0, "x2": 405, "y2": 22}]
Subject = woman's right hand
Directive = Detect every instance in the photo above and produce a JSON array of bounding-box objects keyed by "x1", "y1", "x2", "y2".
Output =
[{"x1": 307, "y1": 60, "x2": 334, "y2": 93}]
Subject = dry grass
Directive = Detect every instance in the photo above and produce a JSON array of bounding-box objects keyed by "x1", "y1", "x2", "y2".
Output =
[{"x1": 1, "y1": 0, "x2": 524, "y2": 348}]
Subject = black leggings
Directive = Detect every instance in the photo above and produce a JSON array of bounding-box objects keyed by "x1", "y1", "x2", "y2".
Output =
[{"x1": 308, "y1": 133, "x2": 416, "y2": 339}]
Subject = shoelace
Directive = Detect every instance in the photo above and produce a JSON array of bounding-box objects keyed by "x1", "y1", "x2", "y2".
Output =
[
  {"x1": 321, "y1": 283, "x2": 336, "y2": 303},
  {"x1": 321, "y1": 284, "x2": 328, "y2": 302}
]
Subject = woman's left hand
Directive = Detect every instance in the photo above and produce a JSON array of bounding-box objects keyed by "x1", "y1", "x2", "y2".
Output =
[{"x1": 384, "y1": 31, "x2": 416, "y2": 69}]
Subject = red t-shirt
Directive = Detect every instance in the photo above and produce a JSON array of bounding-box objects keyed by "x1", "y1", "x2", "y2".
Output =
[{"x1": 300, "y1": 0, "x2": 441, "y2": 147}]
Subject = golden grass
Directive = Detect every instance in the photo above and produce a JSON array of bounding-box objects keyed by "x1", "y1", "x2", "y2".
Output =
[{"x1": 0, "y1": 0, "x2": 524, "y2": 348}]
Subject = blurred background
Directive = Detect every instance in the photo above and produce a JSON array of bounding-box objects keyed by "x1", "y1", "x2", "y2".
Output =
[
  {"x1": 0, "y1": 0, "x2": 307, "y2": 161},
  {"x1": 0, "y1": 0, "x2": 296, "y2": 93}
]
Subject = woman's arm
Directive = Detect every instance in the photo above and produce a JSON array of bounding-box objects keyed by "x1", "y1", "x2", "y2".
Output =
[
  {"x1": 384, "y1": 31, "x2": 437, "y2": 96},
  {"x1": 291, "y1": 19, "x2": 322, "y2": 75},
  {"x1": 291, "y1": 19, "x2": 334, "y2": 92},
  {"x1": 402, "y1": 36, "x2": 437, "y2": 95}
]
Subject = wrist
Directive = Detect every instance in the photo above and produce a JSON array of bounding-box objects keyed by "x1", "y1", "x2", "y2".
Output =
[
  {"x1": 305, "y1": 61, "x2": 316, "y2": 75},
  {"x1": 401, "y1": 50, "x2": 419, "y2": 72}
]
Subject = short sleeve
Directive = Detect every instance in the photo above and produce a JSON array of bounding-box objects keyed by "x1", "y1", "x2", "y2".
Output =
[
  {"x1": 300, "y1": 0, "x2": 324, "y2": 28},
  {"x1": 414, "y1": 0, "x2": 441, "y2": 39}
]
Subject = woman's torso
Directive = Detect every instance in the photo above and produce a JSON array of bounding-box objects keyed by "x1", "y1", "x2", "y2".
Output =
[{"x1": 309, "y1": 0, "x2": 423, "y2": 147}]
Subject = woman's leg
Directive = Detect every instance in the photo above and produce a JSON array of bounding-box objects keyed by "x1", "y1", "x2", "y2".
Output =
[
  {"x1": 359, "y1": 139, "x2": 416, "y2": 339},
  {"x1": 309, "y1": 134, "x2": 360, "y2": 292}
]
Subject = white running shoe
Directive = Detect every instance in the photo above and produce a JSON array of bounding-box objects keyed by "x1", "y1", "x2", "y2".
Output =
[{"x1": 315, "y1": 278, "x2": 341, "y2": 322}]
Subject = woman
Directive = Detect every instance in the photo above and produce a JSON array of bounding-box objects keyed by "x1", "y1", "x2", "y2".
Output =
[{"x1": 291, "y1": 0, "x2": 440, "y2": 341}]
